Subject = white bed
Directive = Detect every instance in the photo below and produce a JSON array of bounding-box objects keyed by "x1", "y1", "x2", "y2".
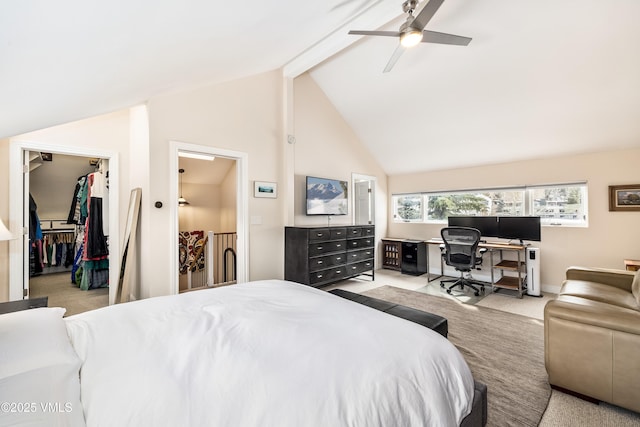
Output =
[{"x1": 1, "y1": 279, "x2": 475, "y2": 426}]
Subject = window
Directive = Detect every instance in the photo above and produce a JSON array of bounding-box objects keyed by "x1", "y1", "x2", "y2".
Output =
[
  {"x1": 392, "y1": 182, "x2": 587, "y2": 227},
  {"x1": 393, "y1": 194, "x2": 423, "y2": 222},
  {"x1": 426, "y1": 189, "x2": 524, "y2": 221},
  {"x1": 529, "y1": 183, "x2": 587, "y2": 226}
]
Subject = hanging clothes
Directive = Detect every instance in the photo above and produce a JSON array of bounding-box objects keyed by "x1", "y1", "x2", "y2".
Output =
[
  {"x1": 68, "y1": 172, "x2": 110, "y2": 290},
  {"x1": 80, "y1": 171, "x2": 109, "y2": 290},
  {"x1": 85, "y1": 172, "x2": 109, "y2": 259},
  {"x1": 29, "y1": 194, "x2": 44, "y2": 276}
]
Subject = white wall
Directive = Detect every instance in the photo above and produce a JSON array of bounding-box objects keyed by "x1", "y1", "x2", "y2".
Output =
[
  {"x1": 178, "y1": 182, "x2": 221, "y2": 233},
  {"x1": 388, "y1": 147, "x2": 640, "y2": 292},
  {"x1": 144, "y1": 71, "x2": 285, "y2": 297},
  {"x1": 0, "y1": 139, "x2": 11, "y2": 297},
  {"x1": 0, "y1": 69, "x2": 388, "y2": 302},
  {"x1": 0, "y1": 110, "x2": 131, "y2": 301},
  {"x1": 29, "y1": 155, "x2": 96, "y2": 220},
  {"x1": 220, "y1": 162, "x2": 237, "y2": 233},
  {"x1": 292, "y1": 73, "x2": 388, "y2": 265}
]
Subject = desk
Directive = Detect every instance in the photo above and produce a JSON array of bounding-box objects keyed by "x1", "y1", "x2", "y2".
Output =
[{"x1": 425, "y1": 239, "x2": 528, "y2": 298}]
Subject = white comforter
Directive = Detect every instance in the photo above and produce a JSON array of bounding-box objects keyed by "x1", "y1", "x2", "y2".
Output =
[{"x1": 65, "y1": 280, "x2": 474, "y2": 426}]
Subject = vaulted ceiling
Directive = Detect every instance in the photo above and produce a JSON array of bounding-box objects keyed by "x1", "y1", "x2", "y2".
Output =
[{"x1": 3, "y1": 1, "x2": 639, "y2": 175}]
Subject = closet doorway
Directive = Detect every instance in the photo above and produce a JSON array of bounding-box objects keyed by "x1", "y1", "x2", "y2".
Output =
[
  {"x1": 9, "y1": 143, "x2": 119, "y2": 314},
  {"x1": 169, "y1": 141, "x2": 248, "y2": 295}
]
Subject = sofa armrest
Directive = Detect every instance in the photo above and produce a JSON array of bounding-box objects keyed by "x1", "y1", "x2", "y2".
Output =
[
  {"x1": 565, "y1": 266, "x2": 635, "y2": 292},
  {"x1": 545, "y1": 295, "x2": 640, "y2": 335}
]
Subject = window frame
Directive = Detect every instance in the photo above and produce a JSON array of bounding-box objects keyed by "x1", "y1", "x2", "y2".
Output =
[{"x1": 391, "y1": 182, "x2": 588, "y2": 228}]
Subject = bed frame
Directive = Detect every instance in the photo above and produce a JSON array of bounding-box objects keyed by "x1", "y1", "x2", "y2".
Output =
[
  {"x1": 0, "y1": 297, "x2": 48, "y2": 315},
  {"x1": 329, "y1": 289, "x2": 488, "y2": 427}
]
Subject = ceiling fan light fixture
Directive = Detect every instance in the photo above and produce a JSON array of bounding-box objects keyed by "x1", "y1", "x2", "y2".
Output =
[{"x1": 400, "y1": 29, "x2": 423, "y2": 48}]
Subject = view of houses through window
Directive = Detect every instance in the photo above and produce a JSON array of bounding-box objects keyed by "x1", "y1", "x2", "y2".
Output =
[{"x1": 393, "y1": 182, "x2": 588, "y2": 226}]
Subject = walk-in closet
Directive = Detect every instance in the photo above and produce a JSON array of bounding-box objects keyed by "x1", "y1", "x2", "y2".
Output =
[{"x1": 28, "y1": 152, "x2": 109, "y2": 315}]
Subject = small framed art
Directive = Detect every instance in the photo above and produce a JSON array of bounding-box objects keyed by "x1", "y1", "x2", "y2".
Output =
[
  {"x1": 254, "y1": 181, "x2": 277, "y2": 198},
  {"x1": 609, "y1": 184, "x2": 640, "y2": 211}
]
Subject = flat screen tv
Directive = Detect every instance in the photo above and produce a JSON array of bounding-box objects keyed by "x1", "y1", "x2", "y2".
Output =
[
  {"x1": 448, "y1": 216, "x2": 499, "y2": 238},
  {"x1": 306, "y1": 176, "x2": 348, "y2": 215},
  {"x1": 497, "y1": 216, "x2": 541, "y2": 242}
]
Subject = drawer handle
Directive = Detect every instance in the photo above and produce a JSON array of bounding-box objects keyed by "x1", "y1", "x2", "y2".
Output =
[
  {"x1": 336, "y1": 270, "x2": 341, "y2": 274},
  {"x1": 352, "y1": 266, "x2": 357, "y2": 270},
  {"x1": 351, "y1": 254, "x2": 357, "y2": 257},
  {"x1": 352, "y1": 230, "x2": 358, "y2": 234},
  {"x1": 317, "y1": 274, "x2": 323, "y2": 278},
  {"x1": 336, "y1": 244, "x2": 342, "y2": 248},
  {"x1": 336, "y1": 257, "x2": 342, "y2": 261},
  {"x1": 336, "y1": 231, "x2": 342, "y2": 235},
  {"x1": 317, "y1": 260, "x2": 323, "y2": 264},
  {"x1": 317, "y1": 246, "x2": 323, "y2": 250},
  {"x1": 316, "y1": 233, "x2": 323, "y2": 237}
]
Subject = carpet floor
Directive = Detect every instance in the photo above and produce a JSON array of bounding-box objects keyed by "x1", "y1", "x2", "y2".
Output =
[
  {"x1": 29, "y1": 272, "x2": 109, "y2": 316},
  {"x1": 362, "y1": 285, "x2": 550, "y2": 427}
]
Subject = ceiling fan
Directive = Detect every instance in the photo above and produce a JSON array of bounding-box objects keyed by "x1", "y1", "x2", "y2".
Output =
[{"x1": 348, "y1": 0, "x2": 471, "y2": 72}]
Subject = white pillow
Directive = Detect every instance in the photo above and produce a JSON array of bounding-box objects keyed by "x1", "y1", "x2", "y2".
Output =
[{"x1": 0, "y1": 307, "x2": 86, "y2": 427}]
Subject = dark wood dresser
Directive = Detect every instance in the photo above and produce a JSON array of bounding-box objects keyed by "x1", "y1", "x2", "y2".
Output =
[{"x1": 285, "y1": 225, "x2": 375, "y2": 287}]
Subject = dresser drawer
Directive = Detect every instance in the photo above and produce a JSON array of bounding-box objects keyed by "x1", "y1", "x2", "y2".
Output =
[
  {"x1": 330, "y1": 227, "x2": 347, "y2": 239},
  {"x1": 309, "y1": 267, "x2": 346, "y2": 285},
  {"x1": 309, "y1": 252, "x2": 346, "y2": 272},
  {"x1": 347, "y1": 237, "x2": 374, "y2": 250},
  {"x1": 346, "y1": 248, "x2": 374, "y2": 263},
  {"x1": 309, "y1": 228, "x2": 331, "y2": 241},
  {"x1": 346, "y1": 260, "x2": 374, "y2": 276},
  {"x1": 309, "y1": 240, "x2": 346, "y2": 256},
  {"x1": 347, "y1": 226, "x2": 362, "y2": 237},
  {"x1": 361, "y1": 226, "x2": 374, "y2": 237}
]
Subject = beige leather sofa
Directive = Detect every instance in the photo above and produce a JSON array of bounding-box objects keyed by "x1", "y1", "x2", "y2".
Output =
[{"x1": 544, "y1": 266, "x2": 640, "y2": 413}]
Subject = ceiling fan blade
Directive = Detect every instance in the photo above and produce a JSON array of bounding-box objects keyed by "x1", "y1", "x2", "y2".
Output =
[
  {"x1": 383, "y1": 44, "x2": 406, "y2": 73},
  {"x1": 411, "y1": 0, "x2": 445, "y2": 31},
  {"x1": 348, "y1": 30, "x2": 401, "y2": 37},
  {"x1": 422, "y1": 30, "x2": 471, "y2": 46}
]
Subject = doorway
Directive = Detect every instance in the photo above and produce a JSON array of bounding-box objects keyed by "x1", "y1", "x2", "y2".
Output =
[
  {"x1": 9, "y1": 142, "x2": 119, "y2": 308},
  {"x1": 352, "y1": 173, "x2": 376, "y2": 225},
  {"x1": 177, "y1": 154, "x2": 238, "y2": 291},
  {"x1": 169, "y1": 141, "x2": 248, "y2": 295}
]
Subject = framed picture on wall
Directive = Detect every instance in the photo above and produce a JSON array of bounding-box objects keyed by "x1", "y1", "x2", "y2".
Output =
[
  {"x1": 254, "y1": 181, "x2": 277, "y2": 198},
  {"x1": 609, "y1": 184, "x2": 640, "y2": 211}
]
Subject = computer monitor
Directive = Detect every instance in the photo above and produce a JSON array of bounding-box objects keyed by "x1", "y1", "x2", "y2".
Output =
[
  {"x1": 497, "y1": 216, "x2": 541, "y2": 242},
  {"x1": 447, "y1": 216, "x2": 499, "y2": 238}
]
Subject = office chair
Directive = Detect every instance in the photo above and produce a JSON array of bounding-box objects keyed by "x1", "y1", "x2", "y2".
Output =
[{"x1": 439, "y1": 227, "x2": 487, "y2": 297}]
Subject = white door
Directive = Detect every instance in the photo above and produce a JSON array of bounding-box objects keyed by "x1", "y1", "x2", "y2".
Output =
[
  {"x1": 353, "y1": 174, "x2": 376, "y2": 225},
  {"x1": 20, "y1": 150, "x2": 33, "y2": 298}
]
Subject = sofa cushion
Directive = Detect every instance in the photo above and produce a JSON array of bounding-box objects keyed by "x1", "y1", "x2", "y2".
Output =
[
  {"x1": 560, "y1": 279, "x2": 639, "y2": 311},
  {"x1": 632, "y1": 270, "x2": 640, "y2": 306}
]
